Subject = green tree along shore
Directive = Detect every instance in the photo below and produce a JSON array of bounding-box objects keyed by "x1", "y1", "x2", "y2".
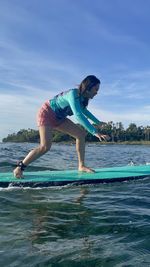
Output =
[{"x1": 2, "y1": 122, "x2": 150, "y2": 144}]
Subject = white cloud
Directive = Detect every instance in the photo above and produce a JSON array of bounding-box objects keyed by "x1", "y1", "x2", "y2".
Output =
[
  {"x1": 89, "y1": 105, "x2": 150, "y2": 127},
  {"x1": 0, "y1": 90, "x2": 53, "y2": 141},
  {"x1": 144, "y1": 105, "x2": 150, "y2": 110}
]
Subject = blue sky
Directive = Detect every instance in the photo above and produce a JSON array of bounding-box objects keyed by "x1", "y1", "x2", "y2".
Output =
[{"x1": 0, "y1": 0, "x2": 150, "y2": 141}]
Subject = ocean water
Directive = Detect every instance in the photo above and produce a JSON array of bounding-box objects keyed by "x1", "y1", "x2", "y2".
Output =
[{"x1": 0, "y1": 142, "x2": 150, "y2": 267}]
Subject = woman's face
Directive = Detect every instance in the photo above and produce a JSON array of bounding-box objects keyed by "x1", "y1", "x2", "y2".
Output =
[{"x1": 86, "y1": 83, "x2": 100, "y2": 99}]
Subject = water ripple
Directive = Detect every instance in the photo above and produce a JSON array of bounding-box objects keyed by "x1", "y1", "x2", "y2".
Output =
[{"x1": 0, "y1": 143, "x2": 150, "y2": 266}]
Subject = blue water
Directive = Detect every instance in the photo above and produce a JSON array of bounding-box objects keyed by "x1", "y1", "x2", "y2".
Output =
[{"x1": 0, "y1": 143, "x2": 150, "y2": 267}]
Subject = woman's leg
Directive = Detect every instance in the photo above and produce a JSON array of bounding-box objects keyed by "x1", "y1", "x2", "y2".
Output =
[
  {"x1": 13, "y1": 126, "x2": 53, "y2": 178},
  {"x1": 55, "y1": 119, "x2": 94, "y2": 173}
]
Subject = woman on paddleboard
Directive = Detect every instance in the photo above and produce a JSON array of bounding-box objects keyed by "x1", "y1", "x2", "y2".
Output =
[{"x1": 13, "y1": 75, "x2": 109, "y2": 178}]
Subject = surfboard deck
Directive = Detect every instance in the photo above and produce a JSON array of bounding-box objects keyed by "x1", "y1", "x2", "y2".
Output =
[{"x1": 0, "y1": 165, "x2": 150, "y2": 188}]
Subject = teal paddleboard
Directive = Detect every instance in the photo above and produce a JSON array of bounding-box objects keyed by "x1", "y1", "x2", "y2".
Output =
[{"x1": 0, "y1": 165, "x2": 150, "y2": 188}]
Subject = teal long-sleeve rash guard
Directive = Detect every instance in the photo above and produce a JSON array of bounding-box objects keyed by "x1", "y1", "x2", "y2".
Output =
[{"x1": 49, "y1": 88, "x2": 101, "y2": 136}]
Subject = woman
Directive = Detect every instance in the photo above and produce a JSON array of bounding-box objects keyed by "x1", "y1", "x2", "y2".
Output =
[{"x1": 13, "y1": 75, "x2": 108, "y2": 178}]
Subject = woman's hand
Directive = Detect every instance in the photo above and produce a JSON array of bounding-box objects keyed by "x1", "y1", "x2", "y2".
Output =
[{"x1": 94, "y1": 133, "x2": 110, "y2": 142}]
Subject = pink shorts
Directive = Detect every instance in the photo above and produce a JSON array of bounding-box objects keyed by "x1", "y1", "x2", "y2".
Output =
[{"x1": 36, "y1": 101, "x2": 65, "y2": 128}]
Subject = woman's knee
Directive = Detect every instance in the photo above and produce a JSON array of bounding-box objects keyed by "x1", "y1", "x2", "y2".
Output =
[
  {"x1": 39, "y1": 143, "x2": 51, "y2": 154},
  {"x1": 76, "y1": 128, "x2": 87, "y2": 140}
]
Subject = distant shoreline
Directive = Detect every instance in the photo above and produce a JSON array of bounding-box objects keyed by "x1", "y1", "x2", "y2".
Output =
[
  {"x1": 1, "y1": 141, "x2": 150, "y2": 145},
  {"x1": 2, "y1": 123, "x2": 150, "y2": 144}
]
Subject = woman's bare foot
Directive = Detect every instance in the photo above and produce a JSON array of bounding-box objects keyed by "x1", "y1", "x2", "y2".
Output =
[
  {"x1": 78, "y1": 165, "x2": 95, "y2": 173},
  {"x1": 13, "y1": 167, "x2": 23, "y2": 179}
]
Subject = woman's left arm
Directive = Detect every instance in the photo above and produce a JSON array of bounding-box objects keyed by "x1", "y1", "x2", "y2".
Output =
[{"x1": 82, "y1": 108, "x2": 106, "y2": 128}]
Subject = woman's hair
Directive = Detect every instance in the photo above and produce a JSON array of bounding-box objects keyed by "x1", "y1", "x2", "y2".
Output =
[{"x1": 78, "y1": 75, "x2": 100, "y2": 107}]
